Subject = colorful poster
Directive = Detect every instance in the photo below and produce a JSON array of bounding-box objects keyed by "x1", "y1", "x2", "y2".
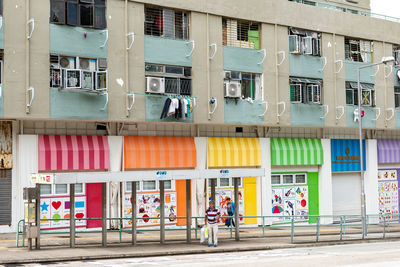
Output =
[
  {"x1": 122, "y1": 192, "x2": 177, "y2": 228},
  {"x1": 207, "y1": 188, "x2": 245, "y2": 225},
  {"x1": 272, "y1": 186, "x2": 309, "y2": 223},
  {"x1": 378, "y1": 170, "x2": 399, "y2": 222},
  {"x1": 40, "y1": 196, "x2": 87, "y2": 230}
]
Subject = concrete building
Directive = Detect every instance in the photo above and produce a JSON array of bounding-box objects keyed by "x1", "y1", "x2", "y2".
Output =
[{"x1": 1, "y1": 0, "x2": 400, "y2": 233}]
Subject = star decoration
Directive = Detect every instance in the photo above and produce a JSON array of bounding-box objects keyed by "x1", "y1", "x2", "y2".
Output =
[{"x1": 40, "y1": 201, "x2": 49, "y2": 211}]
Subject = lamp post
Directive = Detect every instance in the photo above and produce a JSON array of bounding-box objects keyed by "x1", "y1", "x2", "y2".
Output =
[{"x1": 357, "y1": 56, "x2": 394, "y2": 239}]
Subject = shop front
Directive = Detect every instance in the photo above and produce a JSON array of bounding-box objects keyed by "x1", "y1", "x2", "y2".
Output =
[
  {"x1": 270, "y1": 138, "x2": 324, "y2": 224},
  {"x1": 207, "y1": 137, "x2": 261, "y2": 225},
  {"x1": 377, "y1": 140, "x2": 400, "y2": 222},
  {"x1": 122, "y1": 136, "x2": 196, "y2": 228},
  {"x1": 37, "y1": 135, "x2": 110, "y2": 229},
  {"x1": 331, "y1": 139, "x2": 366, "y2": 218}
]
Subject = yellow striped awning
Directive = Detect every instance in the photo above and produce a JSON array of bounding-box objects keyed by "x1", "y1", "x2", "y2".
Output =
[{"x1": 208, "y1": 137, "x2": 261, "y2": 168}]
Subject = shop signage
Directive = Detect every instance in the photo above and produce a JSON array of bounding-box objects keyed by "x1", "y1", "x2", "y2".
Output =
[
  {"x1": 331, "y1": 139, "x2": 366, "y2": 172},
  {"x1": 30, "y1": 173, "x2": 54, "y2": 184},
  {"x1": 156, "y1": 171, "x2": 168, "y2": 180},
  {"x1": 219, "y1": 169, "x2": 230, "y2": 178}
]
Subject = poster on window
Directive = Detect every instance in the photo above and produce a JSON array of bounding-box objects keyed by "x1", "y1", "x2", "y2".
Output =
[
  {"x1": 122, "y1": 192, "x2": 178, "y2": 228},
  {"x1": 272, "y1": 186, "x2": 308, "y2": 223},
  {"x1": 378, "y1": 170, "x2": 399, "y2": 222},
  {"x1": 40, "y1": 196, "x2": 87, "y2": 230},
  {"x1": 207, "y1": 188, "x2": 245, "y2": 225}
]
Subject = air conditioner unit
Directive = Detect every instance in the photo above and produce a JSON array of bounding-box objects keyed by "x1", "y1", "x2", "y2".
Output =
[
  {"x1": 224, "y1": 81, "x2": 241, "y2": 98},
  {"x1": 50, "y1": 55, "x2": 60, "y2": 68},
  {"x1": 146, "y1": 77, "x2": 165, "y2": 94},
  {"x1": 60, "y1": 56, "x2": 74, "y2": 69},
  {"x1": 224, "y1": 71, "x2": 231, "y2": 80},
  {"x1": 79, "y1": 58, "x2": 90, "y2": 70}
]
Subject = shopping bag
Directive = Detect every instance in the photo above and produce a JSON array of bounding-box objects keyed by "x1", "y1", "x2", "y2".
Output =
[{"x1": 200, "y1": 225, "x2": 208, "y2": 243}]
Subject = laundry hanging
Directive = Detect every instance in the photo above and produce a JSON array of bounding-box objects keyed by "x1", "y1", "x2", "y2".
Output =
[{"x1": 160, "y1": 97, "x2": 194, "y2": 119}]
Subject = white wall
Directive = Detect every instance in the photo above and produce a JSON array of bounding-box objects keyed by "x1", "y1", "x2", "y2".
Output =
[
  {"x1": 194, "y1": 137, "x2": 207, "y2": 226},
  {"x1": 365, "y1": 139, "x2": 379, "y2": 223},
  {"x1": 259, "y1": 138, "x2": 271, "y2": 225},
  {"x1": 319, "y1": 139, "x2": 333, "y2": 224},
  {"x1": 108, "y1": 136, "x2": 123, "y2": 229}
]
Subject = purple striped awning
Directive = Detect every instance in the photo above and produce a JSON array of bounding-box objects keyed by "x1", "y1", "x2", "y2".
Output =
[{"x1": 377, "y1": 140, "x2": 400, "y2": 164}]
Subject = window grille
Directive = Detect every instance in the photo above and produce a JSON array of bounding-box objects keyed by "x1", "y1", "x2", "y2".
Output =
[
  {"x1": 222, "y1": 18, "x2": 260, "y2": 49},
  {"x1": 50, "y1": 0, "x2": 106, "y2": 29},
  {"x1": 393, "y1": 45, "x2": 400, "y2": 66},
  {"x1": 289, "y1": 28, "x2": 321, "y2": 56},
  {"x1": 144, "y1": 6, "x2": 189, "y2": 40},
  {"x1": 345, "y1": 38, "x2": 373, "y2": 63},
  {"x1": 224, "y1": 71, "x2": 262, "y2": 100},
  {"x1": 345, "y1": 81, "x2": 375, "y2": 106},
  {"x1": 395, "y1": 87, "x2": 400, "y2": 108},
  {"x1": 290, "y1": 77, "x2": 322, "y2": 104}
]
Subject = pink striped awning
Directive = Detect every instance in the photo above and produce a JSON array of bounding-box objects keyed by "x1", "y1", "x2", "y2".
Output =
[{"x1": 38, "y1": 135, "x2": 110, "y2": 171}]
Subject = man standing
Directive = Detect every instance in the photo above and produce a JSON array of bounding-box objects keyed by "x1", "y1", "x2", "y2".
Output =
[
  {"x1": 226, "y1": 197, "x2": 235, "y2": 227},
  {"x1": 205, "y1": 200, "x2": 220, "y2": 247}
]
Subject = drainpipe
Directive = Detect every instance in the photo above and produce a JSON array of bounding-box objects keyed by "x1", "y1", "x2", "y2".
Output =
[
  {"x1": 274, "y1": 24, "x2": 279, "y2": 124},
  {"x1": 206, "y1": 13, "x2": 211, "y2": 120},
  {"x1": 124, "y1": 0, "x2": 129, "y2": 117},
  {"x1": 25, "y1": 0, "x2": 30, "y2": 114},
  {"x1": 383, "y1": 42, "x2": 388, "y2": 128},
  {"x1": 333, "y1": 33, "x2": 338, "y2": 124}
]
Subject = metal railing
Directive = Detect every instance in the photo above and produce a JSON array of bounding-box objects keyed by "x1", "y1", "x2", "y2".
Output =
[{"x1": 16, "y1": 214, "x2": 400, "y2": 248}]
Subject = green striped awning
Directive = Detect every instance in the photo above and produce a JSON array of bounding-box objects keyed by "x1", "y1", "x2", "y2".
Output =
[{"x1": 271, "y1": 138, "x2": 324, "y2": 166}]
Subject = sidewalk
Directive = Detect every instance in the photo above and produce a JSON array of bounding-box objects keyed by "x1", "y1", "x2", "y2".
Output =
[{"x1": 1, "y1": 226, "x2": 400, "y2": 264}]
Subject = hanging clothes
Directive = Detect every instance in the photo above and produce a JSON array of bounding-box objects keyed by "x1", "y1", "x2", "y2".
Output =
[
  {"x1": 168, "y1": 98, "x2": 179, "y2": 117},
  {"x1": 160, "y1": 98, "x2": 172, "y2": 119}
]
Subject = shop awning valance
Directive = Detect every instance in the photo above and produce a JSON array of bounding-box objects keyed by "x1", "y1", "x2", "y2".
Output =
[
  {"x1": 377, "y1": 139, "x2": 400, "y2": 164},
  {"x1": 208, "y1": 137, "x2": 261, "y2": 168},
  {"x1": 38, "y1": 135, "x2": 110, "y2": 171},
  {"x1": 124, "y1": 136, "x2": 196, "y2": 169},
  {"x1": 271, "y1": 138, "x2": 323, "y2": 166}
]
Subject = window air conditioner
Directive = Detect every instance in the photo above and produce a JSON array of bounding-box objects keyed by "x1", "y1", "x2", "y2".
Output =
[
  {"x1": 146, "y1": 77, "x2": 165, "y2": 94},
  {"x1": 79, "y1": 58, "x2": 90, "y2": 70},
  {"x1": 224, "y1": 81, "x2": 241, "y2": 98}
]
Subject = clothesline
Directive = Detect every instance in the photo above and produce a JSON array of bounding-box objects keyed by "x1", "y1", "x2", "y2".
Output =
[{"x1": 129, "y1": 92, "x2": 197, "y2": 99}]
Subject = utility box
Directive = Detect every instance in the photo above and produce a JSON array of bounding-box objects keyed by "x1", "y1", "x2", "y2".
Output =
[
  {"x1": 23, "y1": 225, "x2": 38, "y2": 239},
  {"x1": 24, "y1": 202, "x2": 36, "y2": 224}
]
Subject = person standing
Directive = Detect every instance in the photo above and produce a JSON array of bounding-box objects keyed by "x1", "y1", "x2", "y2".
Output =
[
  {"x1": 226, "y1": 197, "x2": 235, "y2": 227},
  {"x1": 205, "y1": 200, "x2": 220, "y2": 247}
]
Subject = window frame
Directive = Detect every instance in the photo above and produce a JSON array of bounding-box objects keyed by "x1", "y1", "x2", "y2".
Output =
[
  {"x1": 289, "y1": 28, "x2": 321, "y2": 56},
  {"x1": 271, "y1": 173, "x2": 308, "y2": 186},
  {"x1": 395, "y1": 87, "x2": 400, "y2": 109}
]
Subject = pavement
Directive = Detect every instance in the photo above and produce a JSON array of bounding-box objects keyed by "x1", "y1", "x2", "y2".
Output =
[{"x1": 1, "y1": 224, "x2": 400, "y2": 265}]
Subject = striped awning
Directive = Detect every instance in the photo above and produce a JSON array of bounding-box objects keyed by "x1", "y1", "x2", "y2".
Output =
[
  {"x1": 38, "y1": 135, "x2": 110, "y2": 171},
  {"x1": 377, "y1": 139, "x2": 400, "y2": 164},
  {"x1": 271, "y1": 138, "x2": 323, "y2": 166},
  {"x1": 124, "y1": 136, "x2": 196, "y2": 169},
  {"x1": 208, "y1": 137, "x2": 261, "y2": 168}
]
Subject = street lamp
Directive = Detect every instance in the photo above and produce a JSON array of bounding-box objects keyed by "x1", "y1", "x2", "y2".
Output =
[{"x1": 357, "y1": 56, "x2": 394, "y2": 239}]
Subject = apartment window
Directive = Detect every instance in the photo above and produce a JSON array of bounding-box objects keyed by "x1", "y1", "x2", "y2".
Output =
[
  {"x1": 145, "y1": 64, "x2": 192, "y2": 96},
  {"x1": 222, "y1": 18, "x2": 260, "y2": 49},
  {"x1": 288, "y1": 0, "x2": 316, "y2": 6},
  {"x1": 393, "y1": 45, "x2": 400, "y2": 66},
  {"x1": 224, "y1": 71, "x2": 262, "y2": 100},
  {"x1": 271, "y1": 173, "x2": 308, "y2": 185},
  {"x1": 50, "y1": 55, "x2": 107, "y2": 92},
  {"x1": 345, "y1": 38, "x2": 373, "y2": 63},
  {"x1": 290, "y1": 77, "x2": 322, "y2": 104},
  {"x1": 144, "y1": 6, "x2": 189, "y2": 40},
  {"x1": 346, "y1": 82, "x2": 375, "y2": 106},
  {"x1": 289, "y1": 28, "x2": 321, "y2": 56},
  {"x1": 50, "y1": 0, "x2": 106, "y2": 29},
  {"x1": 395, "y1": 87, "x2": 400, "y2": 108}
]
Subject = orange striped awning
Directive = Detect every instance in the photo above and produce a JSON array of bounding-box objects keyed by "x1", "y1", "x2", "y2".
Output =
[{"x1": 124, "y1": 136, "x2": 196, "y2": 169}]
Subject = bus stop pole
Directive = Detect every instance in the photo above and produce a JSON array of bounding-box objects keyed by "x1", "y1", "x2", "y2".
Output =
[
  {"x1": 69, "y1": 184, "x2": 75, "y2": 248},
  {"x1": 102, "y1": 183, "x2": 107, "y2": 247},
  {"x1": 186, "y1": 179, "x2": 191, "y2": 243},
  {"x1": 234, "y1": 177, "x2": 240, "y2": 241},
  {"x1": 160, "y1": 181, "x2": 165, "y2": 244},
  {"x1": 131, "y1": 181, "x2": 137, "y2": 246},
  {"x1": 210, "y1": 179, "x2": 216, "y2": 203}
]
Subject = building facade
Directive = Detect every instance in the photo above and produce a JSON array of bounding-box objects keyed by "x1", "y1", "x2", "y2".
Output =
[{"x1": 2, "y1": 0, "x2": 400, "y2": 233}]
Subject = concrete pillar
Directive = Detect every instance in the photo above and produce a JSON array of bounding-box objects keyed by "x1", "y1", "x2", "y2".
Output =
[
  {"x1": 319, "y1": 139, "x2": 333, "y2": 224},
  {"x1": 365, "y1": 139, "x2": 379, "y2": 223}
]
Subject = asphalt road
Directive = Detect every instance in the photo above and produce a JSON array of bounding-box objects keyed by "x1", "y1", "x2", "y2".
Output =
[{"x1": 7, "y1": 241, "x2": 400, "y2": 267}]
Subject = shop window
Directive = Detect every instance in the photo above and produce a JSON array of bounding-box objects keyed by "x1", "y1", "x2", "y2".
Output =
[
  {"x1": 50, "y1": 0, "x2": 106, "y2": 29},
  {"x1": 50, "y1": 55, "x2": 107, "y2": 92},
  {"x1": 164, "y1": 180, "x2": 172, "y2": 190},
  {"x1": 290, "y1": 77, "x2": 322, "y2": 104},
  {"x1": 55, "y1": 184, "x2": 68, "y2": 195},
  {"x1": 222, "y1": 18, "x2": 260, "y2": 49},
  {"x1": 289, "y1": 28, "x2": 321, "y2": 56},
  {"x1": 75, "y1": 183, "x2": 84, "y2": 194},
  {"x1": 40, "y1": 184, "x2": 52, "y2": 195},
  {"x1": 208, "y1": 178, "x2": 243, "y2": 188},
  {"x1": 283, "y1": 175, "x2": 294, "y2": 184},
  {"x1": 345, "y1": 38, "x2": 373, "y2": 63},
  {"x1": 345, "y1": 81, "x2": 375, "y2": 106},
  {"x1": 295, "y1": 174, "x2": 306, "y2": 184},
  {"x1": 145, "y1": 63, "x2": 192, "y2": 96},
  {"x1": 143, "y1": 180, "x2": 156, "y2": 191},
  {"x1": 144, "y1": 6, "x2": 189, "y2": 40},
  {"x1": 395, "y1": 87, "x2": 400, "y2": 108},
  {"x1": 271, "y1": 175, "x2": 281, "y2": 185},
  {"x1": 272, "y1": 173, "x2": 307, "y2": 185},
  {"x1": 224, "y1": 71, "x2": 262, "y2": 100},
  {"x1": 220, "y1": 178, "x2": 230, "y2": 187},
  {"x1": 125, "y1": 182, "x2": 141, "y2": 192}
]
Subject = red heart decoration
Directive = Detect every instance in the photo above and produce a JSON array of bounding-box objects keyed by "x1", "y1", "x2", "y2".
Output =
[
  {"x1": 75, "y1": 213, "x2": 84, "y2": 219},
  {"x1": 52, "y1": 201, "x2": 61, "y2": 210}
]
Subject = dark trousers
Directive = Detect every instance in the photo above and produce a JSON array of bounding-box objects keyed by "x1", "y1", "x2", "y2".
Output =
[{"x1": 226, "y1": 211, "x2": 235, "y2": 227}]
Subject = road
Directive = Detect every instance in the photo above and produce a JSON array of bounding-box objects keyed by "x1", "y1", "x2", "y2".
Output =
[{"x1": 7, "y1": 241, "x2": 400, "y2": 267}]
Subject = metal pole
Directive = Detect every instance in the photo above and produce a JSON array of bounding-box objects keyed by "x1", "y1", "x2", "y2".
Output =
[
  {"x1": 70, "y1": 184, "x2": 75, "y2": 248},
  {"x1": 160, "y1": 180, "x2": 165, "y2": 244},
  {"x1": 234, "y1": 177, "x2": 239, "y2": 241},
  {"x1": 186, "y1": 179, "x2": 191, "y2": 243},
  {"x1": 291, "y1": 217, "x2": 294, "y2": 244},
  {"x1": 131, "y1": 181, "x2": 137, "y2": 245},
  {"x1": 316, "y1": 217, "x2": 320, "y2": 242},
  {"x1": 210, "y1": 179, "x2": 216, "y2": 204},
  {"x1": 102, "y1": 183, "x2": 107, "y2": 247},
  {"x1": 35, "y1": 184, "x2": 40, "y2": 250},
  {"x1": 357, "y1": 67, "x2": 367, "y2": 239}
]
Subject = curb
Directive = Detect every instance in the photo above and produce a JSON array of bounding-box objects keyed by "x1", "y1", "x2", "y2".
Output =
[{"x1": 1, "y1": 238, "x2": 399, "y2": 264}]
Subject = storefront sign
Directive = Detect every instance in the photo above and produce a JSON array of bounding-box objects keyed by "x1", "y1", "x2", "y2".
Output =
[
  {"x1": 219, "y1": 170, "x2": 230, "y2": 178},
  {"x1": 331, "y1": 139, "x2": 366, "y2": 172},
  {"x1": 378, "y1": 169, "x2": 399, "y2": 222},
  {"x1": 156, "y1": 171, "x2": 168, "y2": 180},
  {"x1": 30, "y1": 173, "x2": 54, "y2": 184}
]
